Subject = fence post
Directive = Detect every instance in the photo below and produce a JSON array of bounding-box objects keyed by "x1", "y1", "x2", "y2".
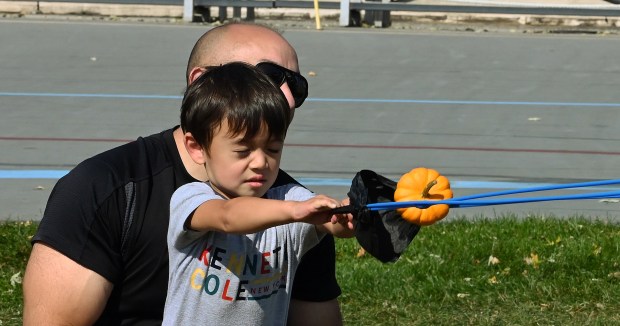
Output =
[
  {"x1": 339, "y1": 0, "x2": 350, "y2": 26},
  {"x1": 183, "y1": 0, "x2": 193, "y2": 22},
  {"x1": 340, "y1": 0, "x2": 361, "y2": 26}
]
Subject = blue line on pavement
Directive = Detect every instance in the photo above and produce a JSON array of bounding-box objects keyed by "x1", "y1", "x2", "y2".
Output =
[
  {"x1": 0, "y1": 92, "x2": 181, "y2": 100},
  {"x1": 2, "y1": 92, "x2": 620, "y2": 107},
  {"x1": 0, "y1": 170, "x2": 69, "y2": 179},
  {"x1": 3, "y1": 170, "x2": 620, "y2": 191}
]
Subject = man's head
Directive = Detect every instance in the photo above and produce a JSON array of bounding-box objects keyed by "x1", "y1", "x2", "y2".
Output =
[
  {"x1": 186, "y1": 22, "x2": 307, "y2": 115},
  {"x1": 181, "y1": 62, "x2": 290, "y2": 198}
]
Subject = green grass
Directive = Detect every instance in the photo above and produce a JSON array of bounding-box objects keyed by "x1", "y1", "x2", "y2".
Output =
[
  {"x1": 3, "y1": 216, "x2": 620, "y2": 325},
  {"x1": 0, "y1": 221, "x2": 37, "y2": 326},
  {"x1": 337, "y1": 215, "x2": 620, "y2": 325}
]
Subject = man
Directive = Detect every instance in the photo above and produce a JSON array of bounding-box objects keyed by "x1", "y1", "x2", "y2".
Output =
[{"x1": 23, "y1": 22, "x2": 343, "y2": 325}]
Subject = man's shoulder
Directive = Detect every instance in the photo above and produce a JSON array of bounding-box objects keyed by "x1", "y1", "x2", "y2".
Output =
[
  {"x1": 59, "y1": 128, "x2": 177, "y2": 189},
  {"x1": 96, "y1": 128, "x2": 173, "y2": 164}
]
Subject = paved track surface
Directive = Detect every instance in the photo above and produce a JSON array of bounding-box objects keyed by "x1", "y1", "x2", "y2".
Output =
[{"x1": 2, "y1": 17, "x2": 620, "y2": 221}]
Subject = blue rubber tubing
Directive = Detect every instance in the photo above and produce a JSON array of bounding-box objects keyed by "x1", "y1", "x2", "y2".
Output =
[{"x1": 366, "y1": 179, "x2": 620, "y2": 211}]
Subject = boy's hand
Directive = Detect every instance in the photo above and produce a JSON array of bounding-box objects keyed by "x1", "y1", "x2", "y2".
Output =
[
  {"x1": 330, "y1": 197, "x2": 354, "y2": 230},
  {"x1": 292, "y1": 195, "x2": 340, "y2": 225},
  {"x1": 292, "y1": 195, "x2": 355, "y2": 237},
  {"x1": 330, "y1": 213, "x2": 354, "y2": 231}
]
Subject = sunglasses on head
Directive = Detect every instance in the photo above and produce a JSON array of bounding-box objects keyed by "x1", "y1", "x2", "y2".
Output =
[{"x1": 255, "y1": 62, "x2": 309, "y2": 109}]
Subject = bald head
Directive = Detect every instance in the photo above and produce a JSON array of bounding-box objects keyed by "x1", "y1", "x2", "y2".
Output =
[{"x1": 185, "y1": 23, "x2": 299, "y2": 86}]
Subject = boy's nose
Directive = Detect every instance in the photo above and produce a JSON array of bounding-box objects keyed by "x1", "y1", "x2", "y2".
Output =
[{"x1": 249, "y1": 150, "x2": 269, "y2": 169}]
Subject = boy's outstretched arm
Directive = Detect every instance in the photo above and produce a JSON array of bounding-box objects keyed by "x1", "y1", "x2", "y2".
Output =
[{"x1": 188, "y1": 195, "x2": 342, "y2": 234}]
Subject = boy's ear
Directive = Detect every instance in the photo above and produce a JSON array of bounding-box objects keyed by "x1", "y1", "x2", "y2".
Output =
[{"x1": 184, "y1": 132, "x2": 206, "y2": 165}]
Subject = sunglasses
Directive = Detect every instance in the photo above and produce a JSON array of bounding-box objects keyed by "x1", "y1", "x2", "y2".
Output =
[{"x1": 255, "y1": 62, "x2": 309, "y2": 108}]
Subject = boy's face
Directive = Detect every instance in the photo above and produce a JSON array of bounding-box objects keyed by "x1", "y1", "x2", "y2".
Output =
[{"x1": 204, "y1": 121, "x2": 283, "y2": 199}]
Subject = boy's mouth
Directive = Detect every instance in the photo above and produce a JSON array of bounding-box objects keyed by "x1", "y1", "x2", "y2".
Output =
[{"x1": 246, "y1": 176, "x2": 267, "y2": 187}]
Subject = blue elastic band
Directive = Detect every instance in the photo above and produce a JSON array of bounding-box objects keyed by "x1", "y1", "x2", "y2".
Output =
[{"x1": 366, "y1": 179, "x2": 620, "y2": 210}]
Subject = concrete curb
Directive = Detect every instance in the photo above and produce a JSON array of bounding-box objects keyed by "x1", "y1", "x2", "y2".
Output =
[
  {"x1": 0, "y1": 1, "x2": 183, "y2": 17},
  {"x1": 1, "y1": 0, "x2": 620, "y2": 30}
]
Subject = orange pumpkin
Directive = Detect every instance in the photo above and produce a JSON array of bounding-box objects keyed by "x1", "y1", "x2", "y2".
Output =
[{"x1": 393, "y1": 167, "x2": 453, "y2": 226}]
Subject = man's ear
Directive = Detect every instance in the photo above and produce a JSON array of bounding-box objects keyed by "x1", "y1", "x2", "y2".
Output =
[
  {"x1": 184, "y1": 132, "x2": 206, "y2": 164},
  {"x1": 188, "y1": 67, "x2": 206, "y2": 85}
]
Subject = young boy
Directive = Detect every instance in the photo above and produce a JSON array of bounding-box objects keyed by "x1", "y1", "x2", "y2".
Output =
[{"x1": 163, "y1": 62, "x2": 354, "y2": 325}]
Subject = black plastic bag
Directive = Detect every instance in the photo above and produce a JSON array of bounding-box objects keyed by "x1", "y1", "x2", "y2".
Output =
[{"x1": 334, "y1": 170, "x2": 420, "y2": 263}]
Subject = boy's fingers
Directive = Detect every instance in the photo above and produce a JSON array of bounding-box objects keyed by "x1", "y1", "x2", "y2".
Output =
[
  {"x1": 315, "y1": 195, "x2": 339, "y2": 207},
  {"x1": 330, "y1": 214, "x2": 349, "y2": 224}
]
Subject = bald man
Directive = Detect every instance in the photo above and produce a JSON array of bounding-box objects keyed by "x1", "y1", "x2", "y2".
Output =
[{"x1": 23, "y1": 22, "x2": 343, "y2": 325}]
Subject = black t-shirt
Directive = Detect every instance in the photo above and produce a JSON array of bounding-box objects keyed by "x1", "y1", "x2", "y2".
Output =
[{"x1": 32, "y1": 127, "x2": 340, "y2": 325}]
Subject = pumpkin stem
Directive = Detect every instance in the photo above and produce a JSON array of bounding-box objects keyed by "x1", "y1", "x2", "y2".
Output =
[{"x1": 422, "y1": 180, "x2": 437, "y2": 198}]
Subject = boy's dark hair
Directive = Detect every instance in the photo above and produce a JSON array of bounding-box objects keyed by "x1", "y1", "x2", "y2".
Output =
[{"x1": 180, "y1": 62, "x2": 291, "y2": 153}]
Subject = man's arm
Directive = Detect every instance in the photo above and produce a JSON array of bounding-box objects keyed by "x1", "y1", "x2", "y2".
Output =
[{"x1": 23, "y1": 243, "x2": 113, "y2": 326}]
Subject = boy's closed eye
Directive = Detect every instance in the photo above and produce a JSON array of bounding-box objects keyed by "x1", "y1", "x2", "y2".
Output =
[
  {"x1": 267, "y1": 141, "x2": 284, "y2": 154},
  {"x1": 267, "y1": 148, "x2": 281, "y2": 154},
  {"x1": 233, "y1": 147, "x2": 251, "y2": 158}
]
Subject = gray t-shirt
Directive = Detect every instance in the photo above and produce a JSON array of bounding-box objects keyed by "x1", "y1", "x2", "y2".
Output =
[{"x1": 163, "y1": 182, "x2": 324, "y2": 325}]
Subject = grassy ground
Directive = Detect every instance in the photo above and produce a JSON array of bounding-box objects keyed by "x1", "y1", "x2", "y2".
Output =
[
  {"x1": 337, "y1": 215, "x2": 620, "y2": 325},
  {"x1": 2, "y1": 216, "x2": 620, "y2": 325},
  {"x1": 0, "y1": 220, "x2": 37, "y2": 326}
]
